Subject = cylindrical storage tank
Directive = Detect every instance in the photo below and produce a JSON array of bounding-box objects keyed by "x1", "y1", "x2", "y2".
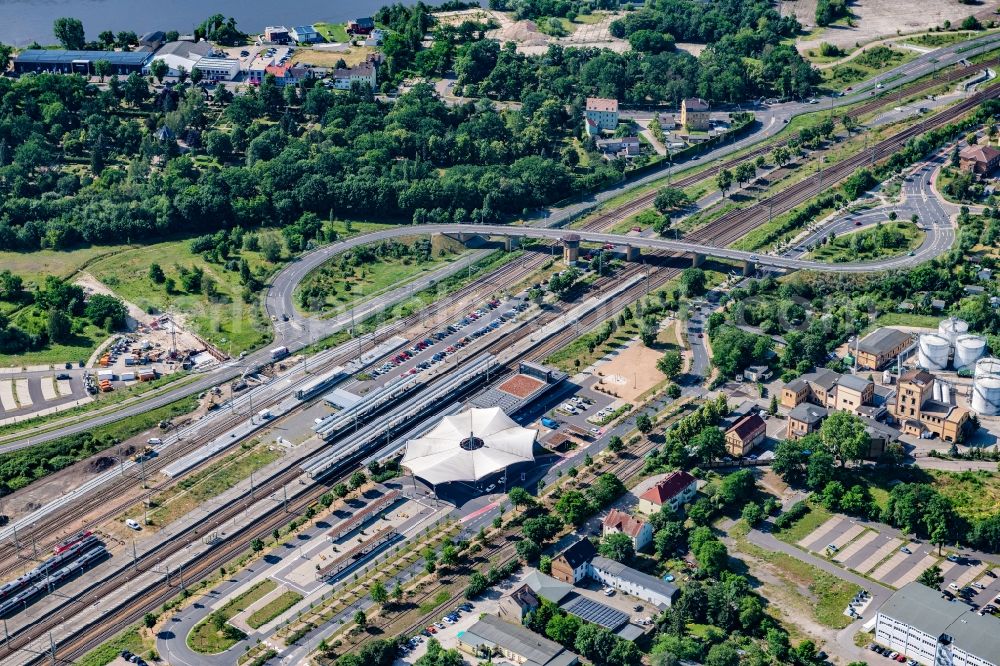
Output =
[
  {"x1": 941, "y1": 383, "x2": 951, "y2": 404},
  {"x1": 972, "y1": 376, "x2": 1000, "y2": 416},
  {"x1": 938, "y1": 317, "x2": 969, "y2": 345},
  {"x1": 933, "y1": 381, "x2": 942, "y2": 402},
  {"x1": 918, "y1": 334, "x2": 950, "y2": 370},
  {"x1": 882, "y1": 370, "x2": 892, "y2": 385},
  {"x1": 954, "y1": 334, "x2": 987, "y2": 369},
  {"x1": 975, "y1": 357, "x2": 1000, "y2": 380}
]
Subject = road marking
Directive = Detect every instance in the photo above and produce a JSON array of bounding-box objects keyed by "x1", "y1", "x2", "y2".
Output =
[
  {"x1": 14, "y1": 379, "x2": 31, "y2": 408},
  {"x1": 40, "y1": 376, "x2": 58, "y2": 401},
  {"x1": 462, "y1": 502, "x2": 497, "y2": 524},
  {"x1": 0, "y1": 380, "x2": 16, "y2": 411}
]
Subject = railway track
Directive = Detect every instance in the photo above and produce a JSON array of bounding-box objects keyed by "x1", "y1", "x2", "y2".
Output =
[
  {"x1": 12, "y1": 54, "x2": 998, "y2": 665},
  {"x1": 0, "y1": 258, "x2": 538, "y2": 583},
  {"x1": 573, "y1": 56, "x2": 1000, "y2": 230}
]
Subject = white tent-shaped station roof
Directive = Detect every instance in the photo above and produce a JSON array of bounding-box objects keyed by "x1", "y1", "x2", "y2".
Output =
[{"x1": 401, "y1": 407, "x2": 536, "y2": 486}]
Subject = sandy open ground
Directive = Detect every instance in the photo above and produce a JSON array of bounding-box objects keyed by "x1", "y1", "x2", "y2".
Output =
[
  {"x1": 787, "y1": 0, "x2": 1000, "y2": 52},
  {"x1": 593, "y1": 341, "x2": 665, "y2": 401}
]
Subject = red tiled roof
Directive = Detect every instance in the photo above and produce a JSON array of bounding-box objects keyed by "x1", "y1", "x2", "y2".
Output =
[
  {"x1": 960, "y1": 144, "x2": 1000, "y2": 163},
  {"x1": 726, "y1": 413, "x2": 766, "y2": 443},
  {"x1": 602, "y1": 509, "x2": 648, "y2": 539},
  {"x1": 640, "y1": 471, "x2": 696, "y2": 505}
]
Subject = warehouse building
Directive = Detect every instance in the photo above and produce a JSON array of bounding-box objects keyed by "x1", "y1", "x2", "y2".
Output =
[
  {"x1": 855, "y1": 328, "x2": 913, "y2": 370},
  {"x1": 588, "y1": 556, "x2": 679, "y2": 608},
  {"x1": 14, "y1": 50, "x2": 151, "y2": 76},
  {"x1": 875, "y1": 582, "x2": 999, "y2": 666}
]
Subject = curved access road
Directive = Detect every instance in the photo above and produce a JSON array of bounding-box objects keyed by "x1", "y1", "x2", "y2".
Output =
[{"x1": 5, "y1": 32, "x2": 997, "y2": 454}]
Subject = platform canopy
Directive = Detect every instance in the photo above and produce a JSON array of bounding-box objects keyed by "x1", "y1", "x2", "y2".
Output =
[{"x1": 401, "y1": 407, "x2": 536, "y2": 485}]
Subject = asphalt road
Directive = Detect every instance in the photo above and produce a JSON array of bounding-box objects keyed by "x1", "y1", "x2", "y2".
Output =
[{"x1": 7, "y1": 33, "x2": 997, "y2": 454}]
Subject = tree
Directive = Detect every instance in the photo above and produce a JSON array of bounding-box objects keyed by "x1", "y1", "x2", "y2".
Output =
[
  {"x1": 734, "y1": 162, "x2": 755, "y2": 189},
  {"x1": 716, "y1": 168, "x2": 734, "y2": 197},
  {"x1": 679, "y1": 267, "x2": 706, "y2": 297},
  {"x1": 440, "y1": 544, "x2": 459, "y2": 569},
  {"x1": 516, "y1": 537, "x2": 541, "y2": 563},
  {"x1": 654, "y1": 521, "x2": 686, "y2": 558},
  {"x1": 149, "y1": 264, "x2": 165, "y2": 284},
  {"x1": 741, "y1": 502, "x2": 763, "y2": 526},
  {"x1": 545, "y1": 613, "x2": 582, "y2": 647},
  {"x1": 93, "y1": 59, "x2": 111, "y2": 82},
  {"x1": 371, "y1": 580, "x2": 388, "y2": 606},
  {"x1": 250, "y1": 538, "x2": 264, "y2": 552},
  {"x1": 46, "y1": 309, "x2": 72, "y2": 343},
  {"x1": 705, "y1": 642, "x2": 740, "y2": 666},
  {"x1": 84, "y1": 294, "x2": 128, "y2": 330},
  {"x1": 841, "y1": 114, "x2": 858, "y2": 136},
  {"x1": 806, "y1": 450, "x2": 836, "y2": 490},
  {"x1": 575, "y1": 624, "x2": 618, "y2": 665},
  {"x1": 654, "y1": 187, "x2": 690, "y2": 213},
  {"x1": 694, "y1": 427, "x2": 726, "y2": 464},
  {"x1": 349, "y1": 471, "x2": 367, "y2": 490},
  {"x1": 143, "y1": 612, "x2": 157, "y2": 629},
  {"x1": 696, "y1": 540, "x2": 729, "y2": 577},
  {"x1": 53, "y1": 17, "x2": 86, "y2": 49},
  {"x1": 771, "y1": 145, "x2": 791, "y2": 167},
  {"x1": 391, "y1": 581, "x2": 403, "y2": 604},
  {"x1": 599, "y1": 532, "x2": 635, "y2": 563},
  {"x1": 260, "y1": 235, "x2": 283, "y2": 262},
  {"x1": 768, "y1": 394, "x2": 778, "y2": 416},
  {"x1": 657, "y1": 351, "x2": 682, "y2": 379},
  {"x1": 150, "y1": 58, "x2": 169, "y2": 83},
  {"x1": 353, "y1": 610, "x2": 367, "y2": 629},
  {"x1": 608, "y1": 435, "x2": 625, "y2": 453},
  {"x1": 819, "y1": 411, "x2": 869, "y2": 466},
  {"x1": 917, "y1": 564, "x2": 944, "y2": 589},
  {"x1": 636, "y1": 413, "x2": 653, "y2": 434},
  {"x1": 555, "y1": 491, "x2": 593, "y2": 525},
  {"x1": 508, "y1": 486, "x2": 535, "y2": 512}
]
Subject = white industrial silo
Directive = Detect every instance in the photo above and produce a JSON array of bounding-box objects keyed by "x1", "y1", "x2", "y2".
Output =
[
  {"x1": 975, "y1": 357, "x2": 1000, "y2": 380},
  {"x1": 938, "y1": 317, "x2": 969, "y2": 345},
  {"x1": 954, "y1": 334, "x2": 987, "y2": 369},
  {"x1": 918, "y1": 334, "x2": 950, "y2": 370},
  {"x1": 882, "y1": 369, "x2": 892, "y2": 385},
  {"x1": 972, "y1": 375, "x2": 1000, "y2": 416},
  {"x1": 933, "y1": 380, "x2": 943, "y2": 402},
  {"x1": 941, "y1": 382, "x2": 951, "y2": 404}
]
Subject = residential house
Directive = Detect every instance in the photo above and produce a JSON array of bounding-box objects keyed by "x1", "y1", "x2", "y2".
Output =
[
  {"x1": 290, "y1": 25, "x2": 322, "y2": 43},
  {"x1": 854, "y1": 327, "x2": 913, "y2": 370},
  {"x1": 724, "y1": 413, "x2": 766, "y2": 457},
  {"x1": 786, "y1": 403, "x2": 827, "y2": 439},
  {"x1": 588, "y1": 556, "x2": 679, "y2": 608},
  {"x1": 349, "y1": 17, "x2": 376, "y2": 35},
  {"x1": 585, "y1": 98, "x2": 619, "y2": 133},
  {"x1": 551, "y1": 539, "x2": 597, "y2": 584},
  {"x1": 959, "y1": 144, "x2": 1000, "y2": 176},
  {"x1": 264, "y1": 26, "x2": 291, "y2": 44},
  {"x1": 637, "y1": 470, "x2": 697, "y2": 515},
  {"x1": 875, "y1": 582, "x2": 1000, "y2": 666},
  {"x1": 891, "y1": 369, "x2": 970, "y2": 442},
  {"x1": 330, "y1": 60, "x2": 377, "y2": 90},
  {"x1": 595, "y1": 136, "x2": 641, "y2": 158},
  {"x1": 601, "y1": 509, "x2": 653, "y2": 551},
  {"x1": 680, "y1": 98, "x2": 710, "y2": 131},
  {"x1": 458, "y1": 614, "x2": 580, "y2": 666},
  {"x1": 498, "y1": 583, "x2": 540, "y2": 623},
  {"x1": 265, "y1": 63, "x2": 308, "y2": 87}
]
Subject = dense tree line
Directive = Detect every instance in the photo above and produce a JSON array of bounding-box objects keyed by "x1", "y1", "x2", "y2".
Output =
[{"x1": 0, "y1": 72, "x2": 619, "y2": 253}]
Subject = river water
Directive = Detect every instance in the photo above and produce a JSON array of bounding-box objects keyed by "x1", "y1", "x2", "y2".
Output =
[{"x1": 0, "y1": 0, "x2": 429, "y2": 46}]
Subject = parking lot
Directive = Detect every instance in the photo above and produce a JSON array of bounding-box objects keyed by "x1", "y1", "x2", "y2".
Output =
[
  {"x1": 798, "y1": 516, "x2": 1000, "y2": 611},
  {"x1": 0, "y1": 367, "x2": 89, "y2": 421},
  {"x1": 344, "y1": 295, "x2": 530, "y2": 395}
]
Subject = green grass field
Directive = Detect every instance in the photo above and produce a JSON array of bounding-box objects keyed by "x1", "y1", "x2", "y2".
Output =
[
  {"x1": 77, "y1": 625, "x2": 152, "y2": 666},
  {"x1": 807, "y1": 222, "x2": 924, "y2": 263},
  {"x1": 296, "y1": 235, "x2": 469, "y2": 317},
  {"x1": 868, "y1": 312, "x2": 941, "y2": 331},
  {"x1": 88, "y1": 234, "x2": 282, "y2": 354},
  {"x1": 188, "y1": 580, "x2": 277, "y2": 653},
  {"x1": 247, "y1": 590, "x2": 303, "y2": 629},
  {"x1": 313, "y1": 21, "x2": 350, "y2": 43},
  {"x1": 2, "y1": 305, "x2": 107, "y2": 367},
  {"x1": 774, "y1": 502, "x2": 833, "y2": 545},
  {"x1": 928, "y1": 469, "x2": 1000, "y2": 521}
]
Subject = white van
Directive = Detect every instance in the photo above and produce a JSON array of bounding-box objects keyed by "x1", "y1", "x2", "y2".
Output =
[
  {"x1": 125, "y1": 519, "x2": 141, "y2": 531},
  {"x1": 147, "y1": 437, "x2": 162, "y2": 445}
]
